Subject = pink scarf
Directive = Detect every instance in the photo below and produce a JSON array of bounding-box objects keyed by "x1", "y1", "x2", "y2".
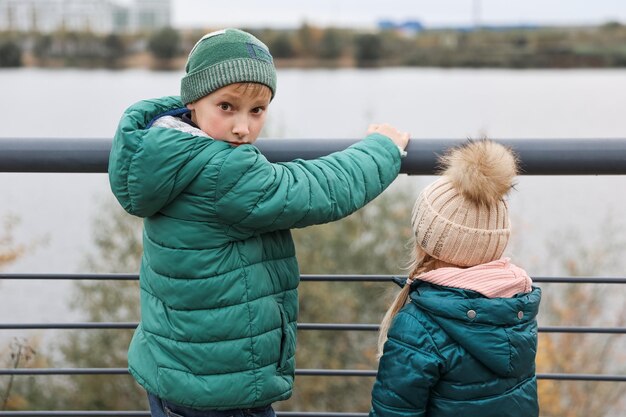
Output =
[{"x1": 417, "y1": 258, "x2": 532, "y2": 298}]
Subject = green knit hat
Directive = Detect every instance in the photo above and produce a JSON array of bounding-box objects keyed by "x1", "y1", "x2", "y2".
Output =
[{"x1": 180, "y1": 28, "x2": 277, "y2": 104}]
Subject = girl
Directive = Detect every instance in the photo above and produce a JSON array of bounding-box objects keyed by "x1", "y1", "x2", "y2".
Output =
[{"x1": 370, "y1": 140, "x2": 541, "y2": 417}]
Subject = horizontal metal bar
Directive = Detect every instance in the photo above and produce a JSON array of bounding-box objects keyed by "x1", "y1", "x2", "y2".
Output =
[
  {"x1": 0, "y1": 323, "x2": 381, "y2": 331},
  {"x1": 0, "y1": 413, "x2": 370, "y2": 417},
  {"x1": 1, "y1": 323, "x2": 625, "y2": 334},
  {"x1": 0, "y1": 412, "x2": 360, "y2": 417},
  {"x1": 1, "y1": 368, "x2": 624, "y2": 381},
  {"x1": 300, "y1": 370, "x2": 626, "y2": 381},
  {"x1": 407, "y1": 138, "x2": 626, "y2": 175},
  {"x1": 304, "y1": 275, "x2": 626, "y2": 284},
  {"x1": 0, "y1": 322, "x2": 138, "y2": 329},
  {"x1": 279, "y1": 414, "x2": 368, "y2": 417},
  {"x1": 1, "y1": 138, "x2": 625, "y2": 175},
  {"x1": 0, "y1": 413, "x2": 150, "y2": 417},
  {"x1": 536, "y1": 373, "x2": 626, "y2": 381},
  {"x1": 0, "y1": 273, "x2": 138, "y2": 280},
  {"x1": 303, "y1": 275, "x2": 390, "y2": 282},
  {"x1": 0, "y1": 368, "x2": 129, "y2": 375},
  {"x1": 298, "y1": 369, "x2": 377, "y2": 377},
  {"x1": 0, "y1": 413, "x2": 372, "y2": 417},
  {"x1": 538, "y1": 326, "x2": 626, "y2": 334},
  {"x1": 1, "y1": 273, "x2": 626, "y2": 284},
  {"x1": 532, "y1": 277, "x2": 626, "y2": 284},
  {"x1": 0, "y1": 138, "x2": 111, "y2": 173}
]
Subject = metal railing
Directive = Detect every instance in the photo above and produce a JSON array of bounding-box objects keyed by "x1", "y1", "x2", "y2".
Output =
[
  {"x1": 1, "y1": 138, "x2": 625, "y2": 174},
  {"x1": 1, "y1": 138, "x2": 625, "y2": 417}
]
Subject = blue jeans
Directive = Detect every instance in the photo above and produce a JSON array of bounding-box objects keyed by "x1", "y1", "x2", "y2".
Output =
[{"x1": 147, "y1": 393, "x2": 276, "y2": 417}]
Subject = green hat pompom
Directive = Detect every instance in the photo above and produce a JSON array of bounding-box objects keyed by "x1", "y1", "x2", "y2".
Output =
[{"x1": 180, "y1": 28, "x2": 277, "y2": 104}]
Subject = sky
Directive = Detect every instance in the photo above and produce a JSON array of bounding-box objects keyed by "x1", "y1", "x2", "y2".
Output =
[{"x1": 171, "y1": 0, "x2": 626, "y2": 29}]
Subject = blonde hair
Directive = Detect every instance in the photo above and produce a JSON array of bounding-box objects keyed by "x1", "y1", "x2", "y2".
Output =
[
  {"x1": 377, "y1": 245, "x2": 449, "y2": 358},
  {"x1": 233, "y1": 82, "x2": 272, "y2": 100}
]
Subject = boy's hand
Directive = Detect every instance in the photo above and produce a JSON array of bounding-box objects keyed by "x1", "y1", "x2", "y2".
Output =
[{"x1": 367, "y1": 123, "x2": 410, "y2": 151}]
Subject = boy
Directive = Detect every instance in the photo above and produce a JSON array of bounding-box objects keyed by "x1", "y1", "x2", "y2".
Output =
[{"x1": 108, "y1": 28, "x2": 409, "y2": 416}]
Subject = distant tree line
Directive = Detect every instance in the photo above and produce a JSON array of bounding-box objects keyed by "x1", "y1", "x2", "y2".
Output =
[
  {"x1": 0, "y1": 27, "x2": 183, "y2": 69},
  {"x1": 2, "y1": 21, "x2": 626, "y2": 69}
]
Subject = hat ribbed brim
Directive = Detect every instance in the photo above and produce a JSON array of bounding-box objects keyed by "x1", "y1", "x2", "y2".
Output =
[{"x1": 180, "y1": 58, "x2": 277, "y2": 104}]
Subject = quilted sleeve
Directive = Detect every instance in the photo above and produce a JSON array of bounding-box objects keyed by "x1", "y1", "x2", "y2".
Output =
[
  {"x1": 369, "y1": 312, "x2": 442, "y2": 417},
  {"x1": 214, "y1": 133, "x2": 401, "y2": 236}
]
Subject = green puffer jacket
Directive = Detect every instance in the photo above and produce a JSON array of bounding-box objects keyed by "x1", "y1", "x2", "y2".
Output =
[
  {"x1": 108, "y1": 96, "x2": 402, "y2": 409},
  {"x1": 371, "y1": 282, "x2": 541, "y2": 417}
]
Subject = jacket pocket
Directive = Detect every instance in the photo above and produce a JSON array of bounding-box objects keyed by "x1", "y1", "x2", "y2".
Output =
[{"x1": 277, "y1": 305, "x2": 295, "y2": 372}]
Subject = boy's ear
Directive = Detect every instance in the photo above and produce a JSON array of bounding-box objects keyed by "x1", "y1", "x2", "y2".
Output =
[{"x1": 186, "y1": 103, "x2": 194, "y2": 110}]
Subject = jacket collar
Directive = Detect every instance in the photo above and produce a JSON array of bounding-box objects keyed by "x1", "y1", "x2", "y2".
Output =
[{"x1": 416, "y1": 258, "x2": 532, "y2": 299}]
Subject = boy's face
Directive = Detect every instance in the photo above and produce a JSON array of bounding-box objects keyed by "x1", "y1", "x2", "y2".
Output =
[{"x1": 186, "y1": 83, "x2": 271, "y2": 146}]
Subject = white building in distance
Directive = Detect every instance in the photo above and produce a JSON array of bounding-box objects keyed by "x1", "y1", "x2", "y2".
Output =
[
  {"x1": 133, "y1": 0, "x2": 170, "y2": 32},
  {"x1": 0, "y1": 0, "x2": 171, "y2": 33}
]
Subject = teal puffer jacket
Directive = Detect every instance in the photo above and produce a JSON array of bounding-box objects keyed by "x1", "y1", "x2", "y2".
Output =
[
  {"x1": 371, "y1": 282, "x2": 541, "y2": 417},
  {"x1": 108, "y1": 96, "x2": 402, "y2": 409}
]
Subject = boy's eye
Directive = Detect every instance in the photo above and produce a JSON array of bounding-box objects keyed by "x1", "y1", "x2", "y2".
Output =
[
  {"x1": 251, "y1": 107, "x2": 265, "y2": 114},
  {"x1": 219, "y1": 103, "x2": 231, "y2": 111}
]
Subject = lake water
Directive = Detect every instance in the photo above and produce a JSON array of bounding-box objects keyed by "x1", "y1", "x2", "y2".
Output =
[{"x1": 1, "y1": 68, "x2": 625, "y2": 332}]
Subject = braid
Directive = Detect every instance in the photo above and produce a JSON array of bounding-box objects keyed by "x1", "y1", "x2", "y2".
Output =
[{"x1": 376, "y1": 246, "x2": 439, "y2": 359}]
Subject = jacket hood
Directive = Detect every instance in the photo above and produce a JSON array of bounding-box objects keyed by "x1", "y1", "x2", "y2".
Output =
[
  {"x1": 109, "y1": 96, "x2": 229, "y2": 217},
  {"x1": 409, "y1": 281, "x2": 541, "y2": 377}
]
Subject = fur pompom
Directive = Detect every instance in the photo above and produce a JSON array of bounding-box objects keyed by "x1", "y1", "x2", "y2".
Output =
[{"x1": 440, "y1": 139, "x2": 518, "y2": 205}]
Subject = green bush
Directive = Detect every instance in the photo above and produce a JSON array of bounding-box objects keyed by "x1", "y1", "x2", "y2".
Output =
[
  {"x1": 354, "y1": 33, "x2": 382, "y2": 67},
  {"x1": 148, "y1": 27, "x2": 180, "y2": 60},
  {"x1": 0, "y1": 40, "x2": 22, "y2": 67},
  {"x1": 318, "y1": 28, "x2": 344, "y2": 60},
  {"x1": 269, "y1": 32, "x2": 296, "y2": 58}
]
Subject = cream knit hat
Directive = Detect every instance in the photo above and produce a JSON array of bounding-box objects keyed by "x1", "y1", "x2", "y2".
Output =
[{"x1": 411, "y1": 140, "x2": 519, "y2": 267}]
